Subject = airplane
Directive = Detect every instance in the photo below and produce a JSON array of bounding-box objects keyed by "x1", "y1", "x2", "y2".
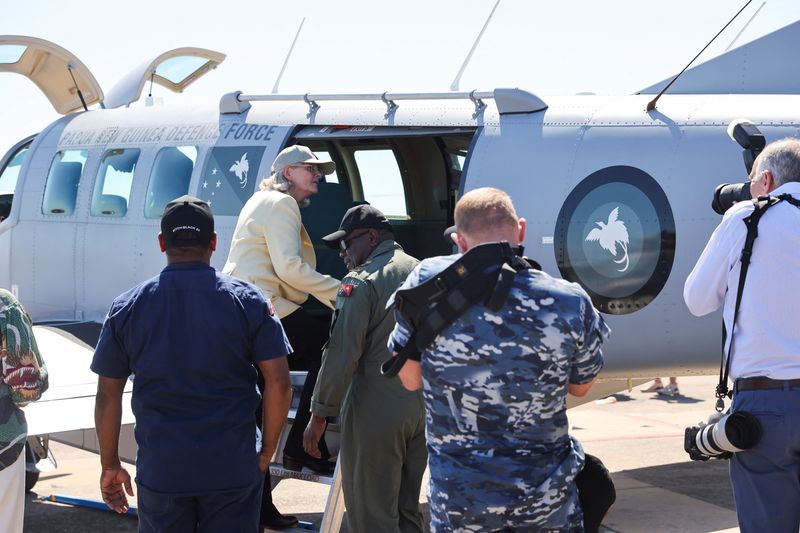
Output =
[{"x1": 2, "y1": 19, "x2": 800, "y2": 493}]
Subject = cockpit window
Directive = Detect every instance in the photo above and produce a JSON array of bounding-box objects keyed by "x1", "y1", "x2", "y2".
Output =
[
  {"x1": 0, "y1": 45, "x2": 26, "y2": 64},
  {"x1": 156, "y1": 56, "x2": 211, "y2": 85},
  {"x1": 42, "y1": 150, "x2": 88, "y2": 216},
  {"x1": 0, "y1": 144, "x2": 29, "y2": 195},
  {"x1": 144, "y1": 146, "x2": 197, "y2": 219},
  {"x1": 91, "y1": 149, "x2": 140, "y2": 217}
]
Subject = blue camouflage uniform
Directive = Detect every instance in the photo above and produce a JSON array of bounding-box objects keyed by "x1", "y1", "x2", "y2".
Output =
[{"x1": 387, "y1": 254, "x2": 608, "y2": 532}]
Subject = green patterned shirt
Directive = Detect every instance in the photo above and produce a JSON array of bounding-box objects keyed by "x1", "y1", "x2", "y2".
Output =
[{"x1": 0, "y1": 289, "x2": 48, "y2": 470}]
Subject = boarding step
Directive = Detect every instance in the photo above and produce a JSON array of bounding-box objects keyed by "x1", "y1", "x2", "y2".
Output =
[
  {"x1": 263, "y1": 523, "x2": 315, "y2": 532},
  {"x1": 269, "y1": 463, "x2": 335, "y2": 484},
  {"x1": 265, "y1": 371, "x2": 345, "y2": 533},
  {"x1": 266, "y1": 460, "x2": 346, "y2": 533}
]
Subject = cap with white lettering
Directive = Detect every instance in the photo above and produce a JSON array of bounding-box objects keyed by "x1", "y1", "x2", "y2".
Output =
[{"x1": 160, "y1": 195, "x2": 214, "y2": 248}]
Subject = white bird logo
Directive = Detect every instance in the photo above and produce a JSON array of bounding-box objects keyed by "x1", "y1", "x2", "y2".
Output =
[
  {"x1": 585, "y1": 207, "x2": 630, "y2": 272},
  {"x1": 229, "y1": 152, "x2": 249, "y2": 189}
]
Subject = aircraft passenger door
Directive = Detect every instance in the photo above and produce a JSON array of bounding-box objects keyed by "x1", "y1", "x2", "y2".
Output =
[{"x1": 292, "y1": 126, "x2": 477, "y2": 262}]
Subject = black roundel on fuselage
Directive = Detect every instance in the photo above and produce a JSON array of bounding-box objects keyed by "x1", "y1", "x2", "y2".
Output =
[{"x1": 554, "y1": 166, "x2": 675, "y2": 315}]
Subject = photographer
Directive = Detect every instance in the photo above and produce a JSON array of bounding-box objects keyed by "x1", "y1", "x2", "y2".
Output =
[{"x1": 684, "y1": 138, "x2": 800, "y2": 532}]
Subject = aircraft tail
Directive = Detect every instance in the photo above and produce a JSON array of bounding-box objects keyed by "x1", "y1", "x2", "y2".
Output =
[{"x1": 638, "y1": 20, "x2": 800, "y2": 95}]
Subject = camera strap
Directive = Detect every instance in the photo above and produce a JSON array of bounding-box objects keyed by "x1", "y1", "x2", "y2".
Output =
[
  {"x1": 716, "y1": 194, "x2": 799, "y2": 410},
  {"x1": 381, "y1": 242, "x2": 533, "y2": 378}
]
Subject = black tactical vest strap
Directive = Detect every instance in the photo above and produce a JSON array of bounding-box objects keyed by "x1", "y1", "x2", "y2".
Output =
[
  {"x1": 716, "y1": 194, "x2": 798, "y2": 408},
  {"x1": 381, "y1": 242, "x2": 532, "y2": 378}
]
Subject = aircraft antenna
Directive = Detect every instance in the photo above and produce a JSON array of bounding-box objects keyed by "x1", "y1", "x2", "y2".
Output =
[
  {"x1": 273, "y1": 18, "x2": 306, "y2": 94},
  {"x1": 646, "y1": 0, "x2": 752, "y2": 112},
  {"x1": 450, "y1": 0, "x2": 501, "y2": 92},
  {"x1": 66, "y1": 63, "x2": 88, "y2": 112},
  {"x1": 725, "y1": 1, "x2": 766, "y2": 52}
]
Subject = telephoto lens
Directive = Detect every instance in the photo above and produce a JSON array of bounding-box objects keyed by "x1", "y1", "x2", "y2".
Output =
[
  {"x1": 711, "y1": 182, "x2": 751, "y2": 215},
  {"x1": 684, "y1": 411, "x2": 762, "y2": 461}
]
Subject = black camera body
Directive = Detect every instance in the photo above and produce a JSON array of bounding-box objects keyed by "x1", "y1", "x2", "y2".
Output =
[
  {"x1": 684, "y1": 411, "x2": 762, "y2": 461},
  {"x1": 711, "y1": 120, "x2": 766, "y2": 214}
]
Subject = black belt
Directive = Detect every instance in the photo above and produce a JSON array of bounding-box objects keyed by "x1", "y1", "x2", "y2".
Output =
[{"x1": 735, "y1": 377, "x2": 800, "y2": 393}]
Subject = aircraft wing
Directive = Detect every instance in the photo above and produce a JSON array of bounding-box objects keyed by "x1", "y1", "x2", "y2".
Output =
[{"x1": 23, "y1": 325, "x2": 134, "y2": 436}]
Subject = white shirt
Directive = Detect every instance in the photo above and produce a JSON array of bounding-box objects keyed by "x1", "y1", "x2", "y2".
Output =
[{"x1": 684, "y1": 182, "x2": 800, "y2": 380}]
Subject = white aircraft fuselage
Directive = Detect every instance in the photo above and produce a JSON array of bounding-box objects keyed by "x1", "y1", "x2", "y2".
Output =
[
  {"x1": 2, "y1": 91, "x2": 793, "y2": 378},
  {"x1": 2, "y1": 23, "x2": 800, "y2": 454}
]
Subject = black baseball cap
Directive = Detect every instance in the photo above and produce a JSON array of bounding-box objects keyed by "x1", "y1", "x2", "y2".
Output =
[
  {"x1": 160, "y1": 195, "x2": 214, "y2": 248},
  {"x1": 322, "y1": 204, "x2": 392, "y2": 249}
]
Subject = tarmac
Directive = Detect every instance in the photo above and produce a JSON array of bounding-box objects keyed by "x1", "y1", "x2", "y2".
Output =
[{"x1": 22, "y1": 375, "x2": 740, "y2": 532}]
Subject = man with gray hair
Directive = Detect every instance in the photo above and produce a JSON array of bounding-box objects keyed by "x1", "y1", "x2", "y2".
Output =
[{"x1": 685, "y1": 138, "x2": 800, "y2": 532}]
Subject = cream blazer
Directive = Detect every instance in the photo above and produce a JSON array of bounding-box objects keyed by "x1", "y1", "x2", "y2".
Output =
[{"x1": 223, "y1": 189, "x2": 340, "y2": 319}]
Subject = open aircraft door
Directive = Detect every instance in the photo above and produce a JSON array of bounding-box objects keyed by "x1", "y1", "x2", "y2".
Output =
[
  {"x1": 290, "y1": 125, "x2": 479, "y2": 264},
  {"x1": 0, "y1": 35, "x2": 104, "y2": 114},
  {"x1": 104, "y1": 47, "x2": 225, "y2": 109}
]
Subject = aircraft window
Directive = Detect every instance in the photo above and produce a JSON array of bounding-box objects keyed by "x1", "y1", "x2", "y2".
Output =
[
  {"x1": 312, "y1": 150, "x2": 339, "y2": 184},
  {"x1": 41, "y1": 150, "x2": 88, "y2": 216},
  {"x1": 450, "y1": 152, "x2": 466, "y2": 171},
  {"x1": 353, "y1": 149, "x2": 407, "y2": 218},
  {"x1": 91, "y1": 149, "x2": 140, "y2": 217},
  {"x1": 144, "y1": 146, "x2": 197, "y2": 219},
  {"x1": 0, "y1": 145, "x2": 29, "y2": 195},
  {"x1": 157, "y1": 56, "x2": 210, "y2": 85},
  {"x1": 0, "y1": 45, "x2": 26, "y2": 64}
]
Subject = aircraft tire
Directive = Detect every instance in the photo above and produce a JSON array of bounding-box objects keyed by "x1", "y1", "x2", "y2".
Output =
[
  {"x1": 25, "y1": 470, "x2": 40, "y2": 492},
  {"x1": 24, "y1": 441, "x2": 40, "y2": 492}
]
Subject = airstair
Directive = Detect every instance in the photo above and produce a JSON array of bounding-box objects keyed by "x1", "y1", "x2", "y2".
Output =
[{"x1": 264, "y1": 371, "x2": 345, "y2": 533}]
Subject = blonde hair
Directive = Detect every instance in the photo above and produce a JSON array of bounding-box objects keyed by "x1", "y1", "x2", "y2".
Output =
[{"x1": 454, "y1": 187, "x2": 519, "y2": 237}]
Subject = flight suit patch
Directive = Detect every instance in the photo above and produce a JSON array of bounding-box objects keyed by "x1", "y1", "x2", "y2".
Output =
[{"x1": 338, "y1": 283, "x2": 355, "y2": 297}]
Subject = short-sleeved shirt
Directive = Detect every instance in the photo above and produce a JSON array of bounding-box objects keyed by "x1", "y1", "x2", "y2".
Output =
[
  {"x1": 388, "y1": 254, "x2": 608, "y2": 532},
  {"x1": 0, "y1": 289, "x2": 48, "y2": 471},
  {"x1": 91, "y1": 262, "x2": 292, "y2": 495}
]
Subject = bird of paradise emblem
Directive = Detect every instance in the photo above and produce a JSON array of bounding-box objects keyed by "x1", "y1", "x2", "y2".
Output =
[
  {"x1": 585, "y1": 207, "x2": 630, "y2": 272},
  {"x1": 229, "y1": 152, "x2": 250, "y2": 189}
]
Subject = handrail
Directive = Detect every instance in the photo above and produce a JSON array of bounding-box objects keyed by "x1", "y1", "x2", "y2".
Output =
[
  {"x1": 219, "y1": 88, "x2": 547, "y2": 117},
  {"x1": 239, "y1": 90, "x2": 495, "y2": 102}
]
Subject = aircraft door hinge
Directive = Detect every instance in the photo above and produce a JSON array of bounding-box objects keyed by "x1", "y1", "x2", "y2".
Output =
[
  {"x1": 469, "y1": 90, "x2": 486, "y2": 119},
  {"x1": 304, "y1": 93, "x2": 320, "y2": 118},
  {"x1": 382, "y1": 92, "x2": 399, "y2": 119}
]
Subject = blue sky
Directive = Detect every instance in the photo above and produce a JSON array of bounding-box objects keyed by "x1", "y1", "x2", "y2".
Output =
[{"x1": 1, "y1": 0, "x2": 799, "y2": 155}]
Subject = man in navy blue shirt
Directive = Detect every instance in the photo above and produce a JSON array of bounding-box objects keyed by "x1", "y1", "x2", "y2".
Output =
[{"x1": 92, "y1": 195, "x2": 292, "y2": 532}]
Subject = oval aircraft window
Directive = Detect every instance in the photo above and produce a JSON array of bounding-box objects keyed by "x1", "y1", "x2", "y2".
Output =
[{"x1": 554, "y1": 166, "x2": 676, "y2": 315}]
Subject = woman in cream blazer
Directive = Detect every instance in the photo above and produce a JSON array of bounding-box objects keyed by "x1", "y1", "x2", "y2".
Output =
[{"x1": 224, "y1": 145, "x2": 340, "y2": 530}]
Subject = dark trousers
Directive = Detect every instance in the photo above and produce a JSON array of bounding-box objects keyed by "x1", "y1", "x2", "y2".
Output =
[
  {"x1": 280, "y1": 308, "x2": 331, "y2": 458},
  {"x1": 730, "y1": 386, "x2": 800, "y2": 533},
  {"x1": 137, "y1": 478, "x2": 263, "y2": 533},
  {"x1": 577, "y1": 453, "x2": 616, "y2": 533},
  {"x1": 258, "y1": 307, "x2": 330, "y2": 522}
]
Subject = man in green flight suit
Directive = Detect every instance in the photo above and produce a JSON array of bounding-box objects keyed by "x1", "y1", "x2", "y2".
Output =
[{"x1": 303, "y1": 204, "x2": 426, "y2": 533}]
